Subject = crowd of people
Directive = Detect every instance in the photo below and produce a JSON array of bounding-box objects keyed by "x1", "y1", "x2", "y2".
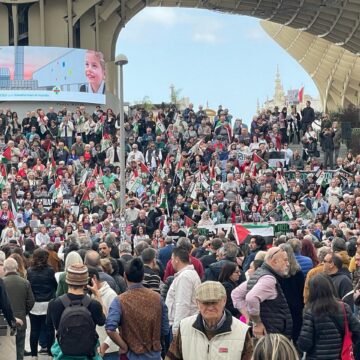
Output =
[{"x1": 0, "y1": 100, "x2": 359, "y2": 359}]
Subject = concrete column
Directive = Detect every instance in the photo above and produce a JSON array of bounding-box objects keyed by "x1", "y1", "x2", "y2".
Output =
[
  {"x1": 67, "y1": 0, "x2": 73, "y2": 47},
  {"x1": 39, "y1": 0, "x2": 45, "y2": 45},
  {"x1": 105, "y1": 61, "x2": 117, "y2": 97},
  {"x1": 11, "y1": 5, "x2": 18, "y2": 45}
]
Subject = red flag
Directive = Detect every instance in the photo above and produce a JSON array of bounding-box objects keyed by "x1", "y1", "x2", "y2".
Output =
[
  {"x1": 184, "y1": 215, "x2": 197, "y2": 228},
  {"x1": 253, "y1": 152, "x2": 263, "y2": 164},
  {"x1": 2, "y1": 147, "x2": 11, "y2": 161},
  {"x1": 140, "y1": 162, "x2": 150, "y2": 174},
  {"x1": 0, "y1": 164, "x2": 6, "y2": 177},
  {"x1": 298, "y1": 86, "x2": 304, "y2": 103},
  {"x1": 54, "y1": 177, "x2": 61, "y2": 189},
  {"x1": 233, "y1": 224, "x2": 251, "y2": 245},
  {"x1": 92, "y1": 165, "x2": 98, "y2": 178},
  {"x1": 163, "y1": 154, "x2": 170, "y2": 169},
  {"x1": 316, "y1": 186, "x2": 322, "y2": 199}
]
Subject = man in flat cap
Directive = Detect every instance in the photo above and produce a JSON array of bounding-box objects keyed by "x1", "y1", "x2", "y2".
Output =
[{"x1": 166, "y1": 281, "x2": 252, "y2": 360}]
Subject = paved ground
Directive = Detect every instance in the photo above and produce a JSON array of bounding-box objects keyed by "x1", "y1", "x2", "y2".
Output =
[{"x1": 0, "y1": 318, "x2": 52, "y2": 360}]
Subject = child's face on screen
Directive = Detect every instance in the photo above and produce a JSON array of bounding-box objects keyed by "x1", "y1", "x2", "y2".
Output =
[{"x1": 85, "y1": 52, "x2": 104, "y2": 91}]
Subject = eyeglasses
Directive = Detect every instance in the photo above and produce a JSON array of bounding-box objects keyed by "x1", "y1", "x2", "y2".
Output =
[{"x1": 270, "y1": 248, "x2": 283, "y2": 259}]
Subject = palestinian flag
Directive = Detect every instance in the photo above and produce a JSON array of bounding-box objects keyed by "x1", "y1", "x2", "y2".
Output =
[
  {"x1": 184, "y1": 215, "x2": 197, "y2": 228},
  {"x1": 233, "y1": 224, "x2": 251, "y2": 245},
  {"x1": 251, "y1": 153, "x2": 265, "y2": 176},
  {"x1": 163, "y1": 154, "x2": 170, "y2": 169},
  {"x1": 233, "y1": 223, "x2": 274, "y2": 245},
  {"x1": 151, "y1": 181, "x2": 160, "y2": 196},
  {"x1": 1, "y1": 147, "x2": 11, "y2": 163},
  {"x1": 48, "y1": 156, "x2": 56, "y2": 178},
  {"x1": 52, "y1": 177, "x2": 63, "y2": 199},
  {"x1": 92, "y1": 165, "x2": 98, "y2": 178},
  {"x1": 80, "y1": 187, "x2": 91, "y2": 208},
  {"x1": 155, "y1": 122, "x2": 166, "y2": 136},
  {"x1": 188, "y1": 140, "x2": 203, "y2": 156},
  {"x1": 159, "y1": 187, "x2": 169, "y2": 213},
  {"x1": 214, "y1": 121, "x2": 232, "y2": 142},
  {"x1": 298, "y1": 86, "x2": 304, "y2": 103},
  {"x1": 140, "y1": 162, "x2": 150, "y2": 174},
  {"x1": 0, "y1": 175, "x2": 5, "y2": 190},
  {"x1": 96, "y1": 182, "x2": 105, "y2": 199}
]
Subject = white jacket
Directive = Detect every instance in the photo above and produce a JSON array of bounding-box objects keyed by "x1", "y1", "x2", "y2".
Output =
[
  {"x1": 165, "y1": 265, "x2": 201, "y2": 334},
  {"x1": 95, "y1": 281, "x2": 119, "y2": 354},
  {"x1": 180, "y1": 313, "x2": 249, "y2": 360}
]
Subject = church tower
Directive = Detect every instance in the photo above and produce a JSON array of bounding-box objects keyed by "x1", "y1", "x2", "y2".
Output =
[{"x1": 274, "y1": 65, "x2": 285, "y2": 108}]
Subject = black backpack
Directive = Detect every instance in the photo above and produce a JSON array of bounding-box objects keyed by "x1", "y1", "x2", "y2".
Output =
[{"x1": 57, "y1": 295, "x2": 98, "y2": 357}]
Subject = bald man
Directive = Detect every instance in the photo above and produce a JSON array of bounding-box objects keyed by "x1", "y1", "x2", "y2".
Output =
[
  {"x1": 231, "y1": 247, "x2": 293, "y2": 340},
  {"x1": 84, "y1": 250, "x2": 118, "y2": 293}
]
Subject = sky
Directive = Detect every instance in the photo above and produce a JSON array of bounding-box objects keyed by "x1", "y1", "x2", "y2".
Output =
[{"x1": 115, "y1": 7, "x2": 319, "y2": 125}]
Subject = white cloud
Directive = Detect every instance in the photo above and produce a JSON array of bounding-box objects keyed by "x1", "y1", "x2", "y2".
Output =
[
  {"x1": 244, "y1": 26, "x2": 267, "y2": 40},
  {"x1": 193, "y1": 32, "x2": 219, "y2": 44},
  {"x1": 134, "y1": 7, "x2": 180, "y2": 27},
  {"x1": 191, "y1": 20, "x2": 224, "y2": 44}
]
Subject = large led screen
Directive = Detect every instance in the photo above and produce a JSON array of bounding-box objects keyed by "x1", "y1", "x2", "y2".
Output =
[{"x1": 0, "y1": 46, "x2": 106, "y2": 104}]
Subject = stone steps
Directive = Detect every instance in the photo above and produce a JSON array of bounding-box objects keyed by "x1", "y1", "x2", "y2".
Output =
[{"x1": 289, "y1": 143, "x2": 347, "y2": 164}]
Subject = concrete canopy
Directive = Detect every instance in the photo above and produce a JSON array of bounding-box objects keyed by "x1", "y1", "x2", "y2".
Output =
[
  {"x1": 2, "y1": 0, "x2": 360, "y2": 109},
  {"x1": 261, "y1": 20, "x2": 360, "y2": 112},
  {"x1": 110, "y1": 0, "x2": 360, "y2": 111}
]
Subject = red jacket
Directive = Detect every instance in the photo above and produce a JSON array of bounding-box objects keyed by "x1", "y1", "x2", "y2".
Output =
[{"x1": 163, "y1": 255, "x2": 204, "y2": 281}]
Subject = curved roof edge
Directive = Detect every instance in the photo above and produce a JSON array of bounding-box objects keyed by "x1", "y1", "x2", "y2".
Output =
[{"x1": 261, "y1": 20, "x2": 360, "y2": 112}]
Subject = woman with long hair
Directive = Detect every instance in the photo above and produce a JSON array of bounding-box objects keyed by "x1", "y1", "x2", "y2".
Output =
[
  {"x1": 278, "y1": 243, "x2": 305, "y2": 342},
  {"x1": 218, "y1": 262, "x2": 241, "y2": 318},
  {"x1": 301, "y1": 238, "x2": 319, "y2": 267},
  {"x1": 27, "y1": 249, "x2": 57, "y2": 358},
  {"x1": 297, "y1": 273, "x2": 360, "y2": 359}
]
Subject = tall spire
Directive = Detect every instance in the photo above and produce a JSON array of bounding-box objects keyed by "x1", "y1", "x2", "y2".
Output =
[
  {"x1": 256, "y1": 98, "x2": 260, "y2": 114},
  {"x1": 274, "y1": 65, "x2": 285, "y2": 107}
]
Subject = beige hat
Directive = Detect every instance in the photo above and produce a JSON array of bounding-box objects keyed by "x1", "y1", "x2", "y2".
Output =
[
  {"x1": 66, "y1": 264, "x2": 88, "y2": 286},
  {"x1": 195, "y1": 281, "x2": 226, "y2": 302}
]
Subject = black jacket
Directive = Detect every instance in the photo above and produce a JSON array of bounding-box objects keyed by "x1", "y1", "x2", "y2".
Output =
[
  {"x1": 330, "y1": 271, "x2": 354, "y2": 309},
  {"x1": 222, "y1": 280, "x2": 240, "y2": 318},
  {"x1": 27, "y1": 266, "x2": 57, "y2": 302},
  {"x1": 297, "y1": 303, "x2": 360, "y2": 360},
  {"x1": 0, "y1": 278, "x2": 15, "y2": 326},
  {"x1": 278, "y1": 270, "x2": 304, "y2": 342},
  {"x1": 247, "y1": 263, "x2": 293, "y2": 339},
  {"x1": 320, "y1": 131, "x2": 335, "y2": 151}
]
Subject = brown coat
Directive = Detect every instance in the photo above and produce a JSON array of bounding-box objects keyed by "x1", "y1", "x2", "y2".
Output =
[{"x1": 119, "y1": 286, "x2": 162, "y2": 354}]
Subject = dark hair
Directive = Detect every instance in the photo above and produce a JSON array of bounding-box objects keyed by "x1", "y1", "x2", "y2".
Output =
[
  {"x1": 31, "y1": 248, "x2": 49, "y2": 270},
  {"x1": 88, "y1": 266, "x2": 100, "y2": 281},
  {"x1": 253, "y1": 235, "x2": 267, "y2": 251},
  {"x1": 347, "y1": 239, "x2": 357, "y2": 258},
  {"x1": 125, "y1": 258, "x2": 144, "y2": 283},
  {"x1": 332, "y1": 237, "x2": 346, "y2": 252},
  {"x1": 218, "y1": 262, "x2": 237, "y2": 283},
  {"x1": 307, "y1": 273, "x2": 339, "y2": 316},
  {"x1": 172, "y1": 247, "x2": 189, "y2": 264},
  {"x1": 332, "y1": 254, "x2": 343, "y2": 271}
]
